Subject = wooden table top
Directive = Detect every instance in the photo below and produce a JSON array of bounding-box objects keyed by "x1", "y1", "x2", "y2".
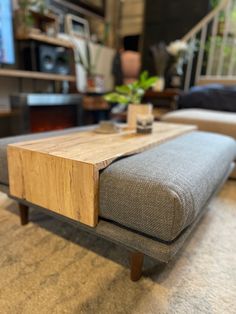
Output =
[{"x1": 9, "y1": 122, "x2": 196, "y2": 170}]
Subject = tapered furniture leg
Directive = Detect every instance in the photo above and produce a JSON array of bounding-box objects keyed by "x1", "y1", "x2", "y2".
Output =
[
  {"x1": 19, "y1": 204, "x2": 29, "y2": 225},
  {"x1": 130, "y1": 251, "x2": 144, "y2": 281}
]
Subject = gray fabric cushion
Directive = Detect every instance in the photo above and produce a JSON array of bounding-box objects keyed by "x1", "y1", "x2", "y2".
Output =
[
  {"x1": 99, "y1": 131, "x2": 236, "y2": 242},
  {"x1": 1, "y1": 162, "x2": 232, "y2": 263},
  {"x1": 0, "y1": 126, "x2": 92, "y2": 185}
]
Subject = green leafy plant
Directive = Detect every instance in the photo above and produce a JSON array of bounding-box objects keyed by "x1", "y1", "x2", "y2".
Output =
[
  {"x1": 18, "y1": 0, "x2": 36, "y2": 9},
  {"x1": 210, "y1": 0, "x2": 220, "y2": 9},
  {"x1": 18, "y1": 0, "x2": 47, "y2": 28},
  {"x1": 104, "y1": 71, "x2": 158, "y2": 105},
  {"x1": 18, "y1": 0, "x2": 37, "y2": 28}
]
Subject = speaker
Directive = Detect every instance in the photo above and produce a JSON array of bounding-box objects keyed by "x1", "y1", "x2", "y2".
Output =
[{"x1": 23, "y1": 44, "x2": 71, "y2": 75}]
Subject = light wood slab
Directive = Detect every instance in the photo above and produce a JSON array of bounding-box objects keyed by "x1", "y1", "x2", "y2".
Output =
[
  {"x1": 0, "y1": 69, "x2": 76, "y2": 82},
  {"x1": 8, "y1": 122, "x2": 196, "y2": 227},
  {"x1": 16, "y1": 33, "x2": 74, "y2": 49}
]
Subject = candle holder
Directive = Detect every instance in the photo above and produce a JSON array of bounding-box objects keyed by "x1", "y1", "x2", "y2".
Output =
[{"x1": 136, "y1": 114, "x2": 154, "y2": 134}]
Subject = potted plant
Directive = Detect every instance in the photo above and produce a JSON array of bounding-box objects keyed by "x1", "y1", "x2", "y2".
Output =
[
  {"x1": 75, "y1": 42, "x2": 103, "y2": 92},
  {"x1": 104, "y1": 71, "x2": 158, "y2": 129},
  {"x1": 166, "y1": 40, "x2": 188, "y2": 88},
  {"x1": 15, "y1": 0, "x2": 37, "y2": 38},
  {"x1": 150, "y1": 42, "x2": 169, "y2": 91}
]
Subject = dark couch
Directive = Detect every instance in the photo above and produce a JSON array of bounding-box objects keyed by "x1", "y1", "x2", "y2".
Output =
[{"x1": 178, "y1": 85, "x2": 236, "y2": 112}]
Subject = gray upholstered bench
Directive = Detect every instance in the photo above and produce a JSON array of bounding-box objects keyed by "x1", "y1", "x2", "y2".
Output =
[
  {"x1": 161, "y1": 109, "x2": 236, "y2": 179},
  {"x1": 0, "y1": 128, "x2": 235, "y2": 281}
]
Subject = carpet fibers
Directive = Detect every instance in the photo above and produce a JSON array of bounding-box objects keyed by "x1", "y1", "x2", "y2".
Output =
[{"x1": 0, "y1": 181, "x2": 235, "y2": 314}]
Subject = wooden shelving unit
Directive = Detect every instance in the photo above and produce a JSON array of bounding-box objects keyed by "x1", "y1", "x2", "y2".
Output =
[
  {"x1": 11, "y1": 33, "x2": 76, "y2": 82},
  {"x1": 0, "y1": 69, "x2": 76, "y2": 82},
  {"x1": 16, "y1": 33, "x2": 74, "y2": 49}
]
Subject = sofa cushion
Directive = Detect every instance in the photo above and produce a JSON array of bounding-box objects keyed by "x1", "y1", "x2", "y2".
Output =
[
  {"x1": 99, "y1": 131, "x2": 236, "y2": 242},
  {"x1": 0, "y1": 126, "x2": 91, "y2": 185},
  {"x1": 178, "y1": 84, "x2": 236, "y2": 112},
  {"x1": 161, "y1": 109, "x2": 236, "y2": 179},
  {"x1": 162, "y1": 109, "x2": 236, "y2": 140}
]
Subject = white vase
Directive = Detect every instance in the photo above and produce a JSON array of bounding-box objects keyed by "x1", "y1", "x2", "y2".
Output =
[
  {"x1": 127, "y1": 104, "x2": 153, "y2": 129},
  {"x1": 153, "y1": 77, "x2": 165, "y2": 92}
]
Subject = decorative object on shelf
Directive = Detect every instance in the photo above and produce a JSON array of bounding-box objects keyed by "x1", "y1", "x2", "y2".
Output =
[
  {"x1": 75, "y1": 41, "x2": 103, "y2": 92},
  {"x1": 46, "y1": 4, "x2": 64, "y2": 32},
  {"x1": 65, "y1": 14, "x2": 90, "y2": 40},
  {"x1": 94, "y1": 121, "x2": 121, "y2": 134},
  {"x1": 15, "y1": 0, "x2": 36, "y2": 37},
  {"x1": 71, "y1": 34, "x2": 115, "y2": 92},
  {"x1": 30, "y1": 0, "x2": 47, "y2": 14},
  {"x1": 30, "y1": 10, "x2": 59, "y2": 37},
  {"x1": 150, "y1": 42, "x2": 169, "y2": 91},
  {"x1": 15, "y1": 1, "x2": 58, "y2": 39},
  {"x1": 153, "y1": 77, "x2": 165, "y2": 92},
  {"x1": 166, "y1": 40, "x2": 188, "y2": 88},
  {"x1": 127, "y1": 104, "x2": 153, "y2": 130},
  {"x1": 104, "y1": 71, "x2": 158, "y2": 129},
  {"x1": 136, "y1": 114, "x2": 154, "y2": 134},
  {"x1": 87, "y1": 74, "x2": 104, "y2": 93}
]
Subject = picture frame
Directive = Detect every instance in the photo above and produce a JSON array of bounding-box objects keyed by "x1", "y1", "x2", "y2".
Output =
[{"x1": 65, "y1": 14, "x2": 90, "y2": 40}]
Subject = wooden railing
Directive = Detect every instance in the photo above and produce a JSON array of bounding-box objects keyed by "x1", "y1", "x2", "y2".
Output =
[{"x1": 183, "y1": 0, "x2": 236, "y2": 90}]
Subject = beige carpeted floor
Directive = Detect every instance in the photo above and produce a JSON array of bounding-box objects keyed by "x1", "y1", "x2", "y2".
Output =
[{"x1": 0, "y1": 181, "x2": 235, "y2": 314}]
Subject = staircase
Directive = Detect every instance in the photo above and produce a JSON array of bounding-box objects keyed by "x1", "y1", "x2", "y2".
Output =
[{"x1": 183, "y1": 0, "x2": 236, "y2": 90}]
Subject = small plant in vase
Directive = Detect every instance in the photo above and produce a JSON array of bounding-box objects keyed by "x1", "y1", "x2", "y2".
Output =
[
  {"x1": 105, "y1": 71, "x2": 158, "y2": 129},
  {"x1": 166, "y1": 40, "x2": 188, "y2": 88},
  {"x1": 75, "y1": 42, "x2": 103, "y2": 92},
  {"x1": 15, "y1": 0, "x2": 37, "y2": 37},
  {"x1": 150, "y1": 42, "x2": 169, "y2": 91}
]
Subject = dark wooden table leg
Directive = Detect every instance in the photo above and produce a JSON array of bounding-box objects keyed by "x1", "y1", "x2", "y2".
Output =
[
  {"x1": 130, "y1": 251, "x2": 144, "y2": 281},
  {"x1": 19, "y1": 204, "x2": 29, "y2": 225}
]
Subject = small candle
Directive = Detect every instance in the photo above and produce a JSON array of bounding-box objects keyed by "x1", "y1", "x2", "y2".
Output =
[{"x1": 136, "y1": 114, "x2": 154, "y2": 134}]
